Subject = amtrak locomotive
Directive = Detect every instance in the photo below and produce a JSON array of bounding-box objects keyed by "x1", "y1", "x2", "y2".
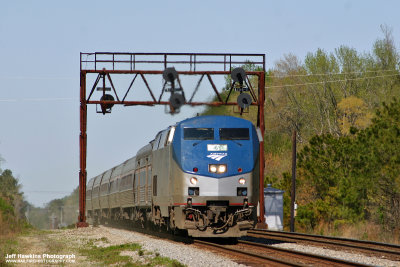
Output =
[{"x1": 86, "y1": 115, "x2": 260, "y2": 237}]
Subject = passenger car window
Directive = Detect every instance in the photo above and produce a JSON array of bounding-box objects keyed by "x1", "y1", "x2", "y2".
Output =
[
  {"x1": 219, "y1": 128, "x2": 249, "y2": 140},
  {"x1": 110, "y1": 181, "x2": 115, "y2": 193},
  {"x1": 184, "y1": 128, "x2": 214, "y2": 140},
  {"x1": 100, "y1": 183, "x2": 108, "y2": 195}
]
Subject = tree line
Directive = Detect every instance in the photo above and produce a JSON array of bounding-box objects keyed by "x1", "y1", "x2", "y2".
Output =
[
  {"x1": 0, "y1": 168, "x2": 29, "y2": 235},
  {"x1": 204, "y1": 25, "x2": 400, "y2": 237},
  {"x1": 265, "y1": 25, "x2": 400, "y2": 236},
  {"x1": 0, "y1": 163, "x2": 78, "y2": 231}
]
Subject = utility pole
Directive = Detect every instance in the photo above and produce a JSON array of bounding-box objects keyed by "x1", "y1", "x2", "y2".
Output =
[
  {"x1": 60, "y1": 206, "x2": 63, "y2": 226},
  {"x1": 290, "y1": 130, "x2": 297, "y2": 232}
]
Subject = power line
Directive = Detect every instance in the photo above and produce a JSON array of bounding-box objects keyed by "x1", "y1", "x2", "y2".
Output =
[
  {"x1": 24, "y1": 191, "x2": 73, "y2": 194},
  {"x1": 1, "y1": 73, "x2": 399, "y2": 100},
  {"x1": 265, "y1": 73, "x2": 400, "y2": 89},
  {"x1": 0, "y1": 97, "x2": 78, "y2": 102},
  {"x1": 272, "y1": 69, "x2": 399, "y2": 78},
  {"x1": 0, "y1": 76, "x2": 74, "y2": 80}
]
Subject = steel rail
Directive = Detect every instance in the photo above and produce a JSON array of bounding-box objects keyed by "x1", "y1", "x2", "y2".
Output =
[
  {"x1": 239, "y1": 240, "x2": 372, "y2": 267},
  {"x1": 248, "y1": 229, "x2": 400, "y2": 256},
  {"x1": 194, "y1": 239, "x2": 306, "y2": 267}
]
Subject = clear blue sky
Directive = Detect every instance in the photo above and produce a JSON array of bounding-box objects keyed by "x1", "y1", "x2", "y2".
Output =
[{"x1": 1, "y1": 0, "x2": 399, "y2": 207}]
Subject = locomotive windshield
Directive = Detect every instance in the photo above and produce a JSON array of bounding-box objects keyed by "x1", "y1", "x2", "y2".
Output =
[
  {"x1": 219, "y1": 128, "x2": 250, "y2": 140},
  {"x1": 184, "y1": 128, "x2": 214, "y2": 140}
]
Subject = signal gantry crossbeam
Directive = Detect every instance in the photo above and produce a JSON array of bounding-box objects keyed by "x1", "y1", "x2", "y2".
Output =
[{"x1": 78, "y1": 52, "x2": 266, "y2": 227}]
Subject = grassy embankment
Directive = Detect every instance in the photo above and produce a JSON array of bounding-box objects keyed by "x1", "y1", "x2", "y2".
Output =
[{"x1": 2, "y1": 227, "x2": 186, "y2": 267}]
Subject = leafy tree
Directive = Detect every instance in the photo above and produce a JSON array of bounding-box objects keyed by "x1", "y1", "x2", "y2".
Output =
[
  {"x1": 0, "y1": 168, "x2": 29, "y2": 234},
  {"x1": 337, "y1": 96, "x2": 372, "y2": 135},
  {"x1": 373, "y1": 25, "x2": 399, "y2": 71},
  {"x1": 297, "y1": 98, "x2": 400, "y2": 231},
  {"x1": 360, "y1": 100, "x2": 400, "y2": 229},
  {"x1": 0, "y1": 169, "x2": 26, "y2": 221}
]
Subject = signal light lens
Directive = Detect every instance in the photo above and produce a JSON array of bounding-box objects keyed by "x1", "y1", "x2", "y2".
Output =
[
  {"x1": 193, "y1": 167, "x2": 198, "y2": 172},
  {"x1": 190, "y1": 177, "x2": 198, "y2": 185},
  {"x1": 239, "y1": 178, "x2": 246, "y2": 185},
  {"x1": 238, "y1": 168, "x2": 243, "y2": 173}
]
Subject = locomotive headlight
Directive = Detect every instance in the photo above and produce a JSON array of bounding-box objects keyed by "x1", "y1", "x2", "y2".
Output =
[
  {"x1": 190, "y1": 177, "x2": 198, "y2": 185},
  {"x1": 209, "y1": 165, "x2": 217, "y2": 173},
  {"x1": 218, "y1": 165, "x2": 227, "y2": 173},
  {"x1": 209, "y1": 164, "x2": 227, "y2": 174},
  {"x1": 239, "y1": 178, "x2": 246, "y2": 185}
]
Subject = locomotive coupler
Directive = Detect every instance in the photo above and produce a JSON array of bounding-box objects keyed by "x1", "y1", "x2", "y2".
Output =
[{"x1": 184, "y1": 207, "x2": 209, "y2": 230}]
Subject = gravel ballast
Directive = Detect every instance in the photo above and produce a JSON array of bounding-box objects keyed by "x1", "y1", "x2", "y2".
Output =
[
  {"x1": 271, "y1": 242, "x2": 400, "y2": 267},
  {"x1": 52, "y1": 225, "x2": 245, "y2": 266},
  {"x1": 51, "y1": 226, "x2": 400, "y2": 266}
]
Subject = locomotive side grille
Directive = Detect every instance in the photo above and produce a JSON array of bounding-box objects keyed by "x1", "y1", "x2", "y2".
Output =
[
  {"x1": 147, "y1": 186, "x2": 152, "y2": 202},
  {"x1": 119, "y1": 190, "x2": 134, "y2": 206},
  {"x1": 134, "y1": 188, "x2": 138, "y2": 203},
  {"x1": 139, "y1": 186, "x2": 145, "y2": 202}
]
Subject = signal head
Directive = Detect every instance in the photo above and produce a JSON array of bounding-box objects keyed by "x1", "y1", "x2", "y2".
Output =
[
  {"x1": 231, "y1": 67, "x2": 246, "y2": 84},
  {"x1": 237, "y1": 93, "x2": 252, "y2": 109},
  {"x1": 100, "y1": 94, "x2": 115, "y2": 114},
  {"x1": 163, "y1": 67, "x2": 178, "y2": 82},
  {"x1": 169, "y1": 93, "x2": 185, "y2": 109}
]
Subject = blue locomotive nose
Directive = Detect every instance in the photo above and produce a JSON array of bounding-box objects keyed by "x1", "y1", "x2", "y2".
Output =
[{"x1": 172, "y1": 115, "x2": 259, "y2": 177}]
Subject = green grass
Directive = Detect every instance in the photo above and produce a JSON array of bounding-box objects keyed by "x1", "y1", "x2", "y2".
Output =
[
  {"x1": 80, "y1": 243, "x2": 140, "y2": 266},
  {"x1": 79, "y1": 242, "x2": 186, "y2": 266},
  {"x1": 0, "y1": 236, "x2": 19, "y2": 267},
  {"x1": 152, "y1": 256, "x2": 186, "y2": 267},
  {"x1": 45, "y1": 236, "x2": 66, "y2": 255}
]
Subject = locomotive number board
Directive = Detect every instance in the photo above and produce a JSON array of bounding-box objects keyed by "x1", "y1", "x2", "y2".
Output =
[{"x1": 207, "y1": 144, "x2": 228, "y2": 151}]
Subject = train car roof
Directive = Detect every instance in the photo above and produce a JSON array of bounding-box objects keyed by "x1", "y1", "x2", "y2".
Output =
[
  {"x1": 110, "y1": 163, "x2": 124, "y2": 181},
  {"x1": 136, "y1": 143, "x2": 152, "y2": 158},
  {"x1": 122, "y1": 156, "x2": 136, "y2": 174},
  {"x1": 87, "y1": 177, "x2": 95, "y2": 188},
  {"x1": 93, "y1": 173, "x2": 104, "y2": 187},
  {"x1": 100, "y1": 168, "x2": 113, "y2": 185}
]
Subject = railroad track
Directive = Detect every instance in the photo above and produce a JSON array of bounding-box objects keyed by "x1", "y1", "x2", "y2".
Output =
[
  {"x1": 98, "y1": 223, "x2": 396, "y2": 265},
  {"x1": 194, "y1": 239, "x2": 371, "y2": 266},
  {"x1": 247, "y1": 229, "x2": 400, "y2": 261}
]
